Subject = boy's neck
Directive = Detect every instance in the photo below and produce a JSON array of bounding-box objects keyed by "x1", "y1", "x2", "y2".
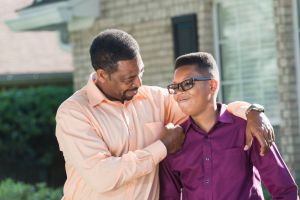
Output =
[{"x1": 191, "y1": 102, "x2": 218, "y2": 133}]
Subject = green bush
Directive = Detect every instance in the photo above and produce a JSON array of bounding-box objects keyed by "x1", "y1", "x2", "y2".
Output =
[
  {"x1": 0, "y1": 86, "x2": 72, "y2": 186},
  {"x1": 0, "y1": 178, "x2": 62, "y2": 200}
]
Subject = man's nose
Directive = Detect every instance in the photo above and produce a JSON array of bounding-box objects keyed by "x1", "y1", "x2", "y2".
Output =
[{"x1": 133, "y1": 75, "x2": 142, "y2": 87}]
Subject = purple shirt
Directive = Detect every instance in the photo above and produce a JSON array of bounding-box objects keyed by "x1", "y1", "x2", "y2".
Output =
[{"x1": 159, "y1": 104, "x2": 298, "y2": 200}]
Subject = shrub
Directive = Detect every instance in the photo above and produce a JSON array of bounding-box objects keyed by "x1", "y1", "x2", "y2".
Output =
[
  {"x1": 0, "y1": 178, "x2": 62, "y2": 200},
  {"x1": 0, "y1": 86, "x2": 72, "y2": 186}
]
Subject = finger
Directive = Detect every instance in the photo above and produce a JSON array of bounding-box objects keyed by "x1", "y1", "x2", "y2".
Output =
[
  {"x1": 252, "y1": 130, "x2": 269, "y2": 156},
  {"x1": 266, "y1": 128, "x2": 273, "y2": 147},
  {"x1": 269, "y1": 124, "x2": 275, "y2": 143},
  {"x1": 262, "y1": 126, "x2": 272, "y2": 147},
  {"x1": 244, "y1": 126, "x2": 253, "y2": 151},
  {"x1": 264, "y1": 124, "x2": 274, "y2": 146},
  {"x1": 260, "y1": 140, "x2": 269, "y2": 156}
]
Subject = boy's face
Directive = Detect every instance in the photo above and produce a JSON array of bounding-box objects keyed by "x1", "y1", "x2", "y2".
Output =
[{"x1": 172, "y1": 64, "x2": 216, "y2": 117}]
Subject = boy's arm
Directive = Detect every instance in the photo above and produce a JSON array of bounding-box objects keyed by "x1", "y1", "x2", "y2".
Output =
[
  {"x1": 227, "y1": 101, "x2": 275, "y2": 156},
  {"x1": 159, "y1": 158, "x2": 181, "y2": 200},
  {"x1": 251, "y1": 141, "x2": 299, "y2": 199}
]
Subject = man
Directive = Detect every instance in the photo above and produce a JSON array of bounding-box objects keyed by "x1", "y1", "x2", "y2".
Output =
[
  {"x1": 55, "y1": 29, "x2": 274, "y2": 200},
  {"x1": 160, "y1": 52, "x2": 298, "y2": 199}
]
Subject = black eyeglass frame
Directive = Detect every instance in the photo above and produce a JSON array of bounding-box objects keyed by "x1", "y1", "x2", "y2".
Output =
[{"x1": 167, "y1": 77, "x2": 212, "y2": 94}]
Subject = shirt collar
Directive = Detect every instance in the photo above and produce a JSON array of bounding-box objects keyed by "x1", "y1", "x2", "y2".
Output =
[
  {"x1": 86, "y1": 72, "x2": 146, "y2": 107},
  {"x1": 183, "y1": 103, "x2": 234, "y2": 132}
]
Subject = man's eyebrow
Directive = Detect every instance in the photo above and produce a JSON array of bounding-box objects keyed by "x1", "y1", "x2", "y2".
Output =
[{"x1": 125, "y1": 67, "x2": 144, "y2": 79}]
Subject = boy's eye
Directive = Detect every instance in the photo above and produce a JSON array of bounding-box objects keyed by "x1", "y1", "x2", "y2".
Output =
[{"x1": 182, "y1": 79, "x2": 192, "y2": 87}]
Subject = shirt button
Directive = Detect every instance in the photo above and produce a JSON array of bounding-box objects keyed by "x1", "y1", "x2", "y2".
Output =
[
  {"x1": 205, "y1": 157, "x2": 210, "y2": 161},
  {"x1": 204, "y1": 179, "x2": 209, "y2": 184}
]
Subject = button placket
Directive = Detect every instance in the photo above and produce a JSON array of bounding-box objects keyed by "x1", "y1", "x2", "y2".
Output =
[{"x1": 202, "y1": 135, "x2": 212, "y2": 187}]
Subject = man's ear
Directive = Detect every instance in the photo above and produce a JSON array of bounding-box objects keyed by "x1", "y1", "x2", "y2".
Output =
[{"x1": 96, "y1": 69, "x2": 109, "y2": 83}]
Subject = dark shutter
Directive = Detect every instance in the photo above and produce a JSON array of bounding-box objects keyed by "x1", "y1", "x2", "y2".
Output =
[{"x1": 172, "y1": 14, "x2": 198, "y2": 58}]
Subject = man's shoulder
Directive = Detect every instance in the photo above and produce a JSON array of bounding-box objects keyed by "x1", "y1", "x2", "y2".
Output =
[{"x1": 57, "y1": 86, "x2": 89, "y2": 112}]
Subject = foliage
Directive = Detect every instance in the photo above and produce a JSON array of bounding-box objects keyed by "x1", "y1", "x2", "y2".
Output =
[
  {"x1": 262, "y1": 185, "x2": 271, "y2": 200},
  {"x1": 0, "y1": 178, "x2": 62, "y2": 200},
  {"x1": 0, "y1": 86, "x2": 72, "y2": 185}
]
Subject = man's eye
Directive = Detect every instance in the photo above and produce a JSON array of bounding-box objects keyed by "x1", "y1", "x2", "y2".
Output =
[{"x1": 124, "y1": 78, "x2": 134, "y2": 84}]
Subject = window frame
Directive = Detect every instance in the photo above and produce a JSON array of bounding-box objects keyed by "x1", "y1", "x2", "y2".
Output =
[{"x1": 292, "y1": 0, "x2": 300, "y2": 132}]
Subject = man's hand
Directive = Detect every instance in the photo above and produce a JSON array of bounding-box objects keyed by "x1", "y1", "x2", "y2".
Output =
[
  {"x1": 160, "y1": 123, "x2": 185, "y2": 154},
  {"x1": 244, "y1": 111, "x2": 275, "y2": 156}
]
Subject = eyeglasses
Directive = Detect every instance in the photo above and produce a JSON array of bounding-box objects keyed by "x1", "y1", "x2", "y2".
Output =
[{"x1": 167, "y1": 77, "x2": 211, "y2": 94}]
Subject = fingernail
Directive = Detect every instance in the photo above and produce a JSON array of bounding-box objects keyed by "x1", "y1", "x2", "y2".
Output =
[{"x1": 244, "y1": 145, "x2": 249, "y2": 151}]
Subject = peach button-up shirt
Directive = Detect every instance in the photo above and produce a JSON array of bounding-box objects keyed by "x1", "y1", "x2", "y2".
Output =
[{"x1": 55, "y1": 73, "x2": 187, "y2": 200}]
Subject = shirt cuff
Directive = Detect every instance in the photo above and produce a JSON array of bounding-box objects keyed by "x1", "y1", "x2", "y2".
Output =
[{"x1": 144, "y1": 140, "x2": 167, "y2": 165}]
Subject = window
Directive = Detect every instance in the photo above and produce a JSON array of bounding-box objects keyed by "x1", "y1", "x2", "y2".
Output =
[
  {"x1": 172, "y1": 14, "x2": 198, "y2": 58},
  {"x1": 214, "y1": 0, "x2": 279, "y2": 123},
  {"x1": 293, "y1": 0, "x2": 300, "y2": 130}
]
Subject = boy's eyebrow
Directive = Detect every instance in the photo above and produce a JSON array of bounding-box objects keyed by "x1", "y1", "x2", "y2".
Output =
[{"x1": 172, "y1": 76, "x2": 193, "y2": 84}]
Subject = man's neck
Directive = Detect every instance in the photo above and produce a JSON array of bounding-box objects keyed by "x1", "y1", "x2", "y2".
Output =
[
  {"x1": 95, "y1": 82, "x2": 124, "y2": 103},
  {"x1": 191, "y1": 102, "x2": 218, "y2": 133}
]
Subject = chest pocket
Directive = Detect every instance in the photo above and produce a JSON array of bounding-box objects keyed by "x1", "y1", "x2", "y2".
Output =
[
  {"x1": 213, "y1": 147, "x2": 249, "y2": 181},
  {"x1": 143, "y1": 122, "x2": 163, "y2": 146}
]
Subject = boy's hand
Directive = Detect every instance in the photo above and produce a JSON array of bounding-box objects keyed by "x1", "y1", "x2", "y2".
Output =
[{"x1": 244, "y1": 111, "x2": 275, "y2": 156}]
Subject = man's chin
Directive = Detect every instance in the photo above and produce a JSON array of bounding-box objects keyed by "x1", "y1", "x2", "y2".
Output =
[
  {"x1": 124, "y1": 89, "x2": 138, "y2": 100},
  {"x1": 123, "y1": 95, "x2": 134, "y2": 101}
]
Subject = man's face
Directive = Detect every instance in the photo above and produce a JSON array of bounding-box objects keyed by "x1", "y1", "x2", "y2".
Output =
[
  {"x1": 97, "y1": 55, "x2": 144, "y2": 102},
  {"x1": 171, "y1": 65, "x2": 215, "y2": 117}
]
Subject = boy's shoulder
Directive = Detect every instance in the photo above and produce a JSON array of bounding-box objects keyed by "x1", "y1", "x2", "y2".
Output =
[
  {"x1": 221, "y1": 103, "x2": 247, "y2": 122},
  {"x1": 180, "y1": 119, "x2": 191, "y2": 133}
]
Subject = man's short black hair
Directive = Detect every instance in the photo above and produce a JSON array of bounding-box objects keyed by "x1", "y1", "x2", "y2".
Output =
[
  {"x1": 174, "y1": 52, "x2": 219, "y2": 79},
  {"x1": 89, "y1": 29, "x2": 140, "y2": 73}
]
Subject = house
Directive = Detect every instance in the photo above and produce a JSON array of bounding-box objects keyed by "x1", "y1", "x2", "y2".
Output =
[
  {"x1": 2, "y1": 0, "x2": 73, "y2": 88},
  {"x1": 8, "y1": 0, "x2": 300, "y2": 183}
]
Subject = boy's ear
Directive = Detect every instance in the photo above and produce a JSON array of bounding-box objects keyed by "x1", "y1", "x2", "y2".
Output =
[
  {"x1": 210, "y1": 79, "x2": 219, "y2": 93},
  {"x1": 96, "y1": 69, "x2": 109, "y2": 83}
]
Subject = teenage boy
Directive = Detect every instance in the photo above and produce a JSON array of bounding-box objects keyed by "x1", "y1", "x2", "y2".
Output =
[{"x1": 159, "y1": 52, "x2": 298, "y2": 200}]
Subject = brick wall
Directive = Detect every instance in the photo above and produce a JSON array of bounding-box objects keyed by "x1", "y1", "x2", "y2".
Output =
[
  {"x1": 274, "y1": 0, "x2": 300, "y2": 181},
  {"x1": 70, "y1": 0, "x2": 214, "y2": 89},
  {"x1": 69, "y1": 0, "x2": 300, "y2": 181}
]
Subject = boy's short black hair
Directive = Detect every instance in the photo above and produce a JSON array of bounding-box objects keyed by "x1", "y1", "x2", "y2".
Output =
[
  {"x1": 175, "y1": 52, "x2": 219, "y2": 79},
  {"x1": 89, "y1": 29, "x2": 140, "y2": 73}
]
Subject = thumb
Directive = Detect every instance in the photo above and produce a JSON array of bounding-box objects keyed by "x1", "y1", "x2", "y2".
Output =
[{"x1": 244, "y1": 126, "x2": 253, "y2": 151}]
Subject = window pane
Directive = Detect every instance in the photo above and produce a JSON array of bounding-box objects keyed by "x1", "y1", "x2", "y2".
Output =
[
  {"x1": 216, "y1": 0, "x2": 279, "y2": 123},
  {"x1": 172, "y1": 14, "x2": 198, "y2": 58}
]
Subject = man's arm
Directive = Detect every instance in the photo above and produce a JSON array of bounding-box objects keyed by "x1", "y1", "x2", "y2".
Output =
[
  {"x1": 227, "y1": 101, "x2": 275, "y2": 156},
  {"x1": 55, "y1": 101, "x2": 167, "y2": 193},
  {"x1": 159, "y1": 158, "x2": 182, "y2": 200},
  {"x1": 251, "y1": 141, "x2": 299, "y2": 199}
]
